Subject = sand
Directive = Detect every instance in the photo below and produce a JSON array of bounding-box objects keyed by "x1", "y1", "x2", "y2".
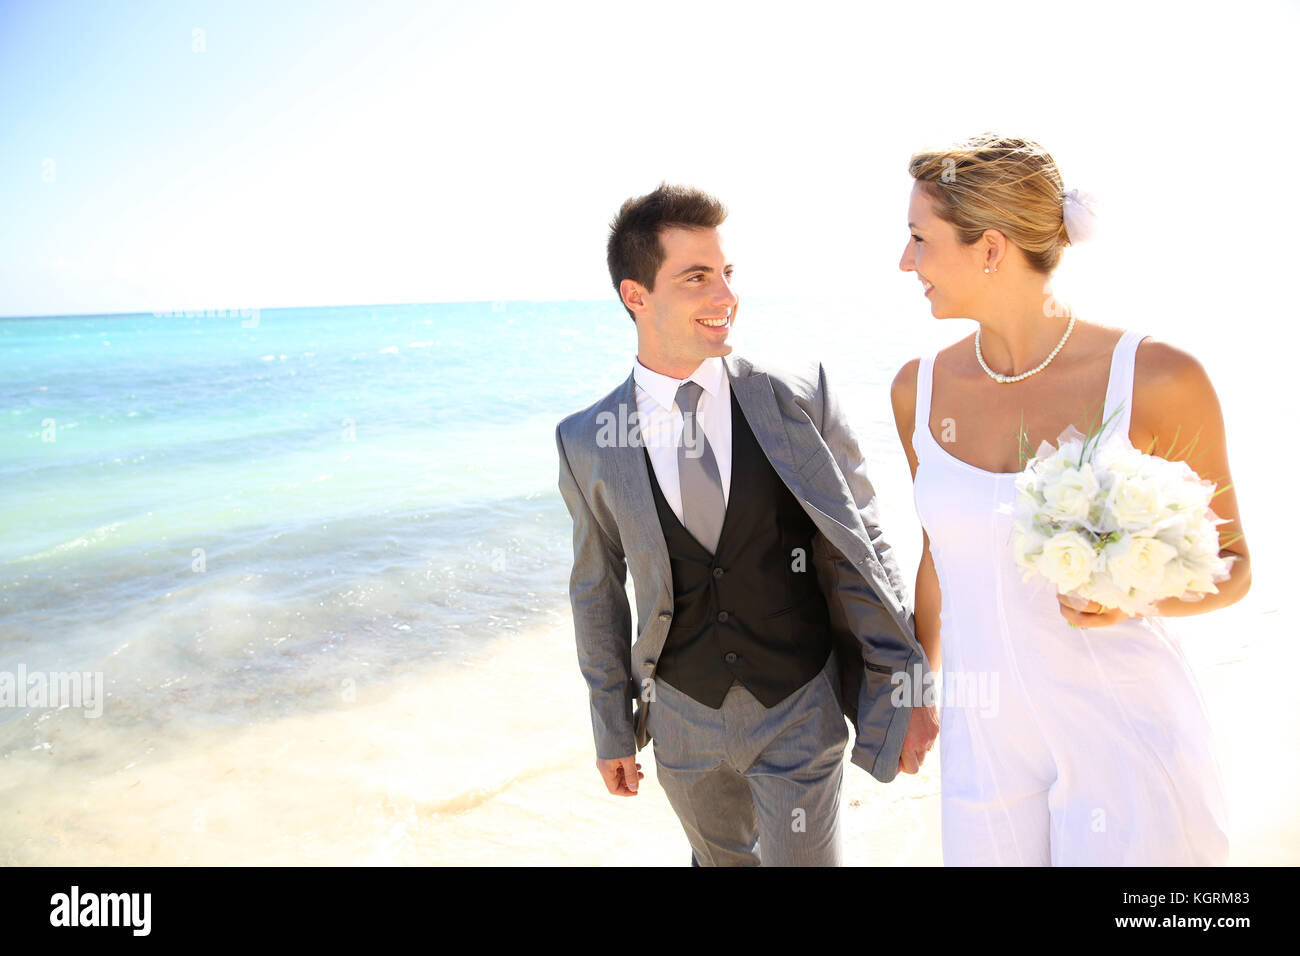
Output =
[
  {"x1": 5, "y1": 577, "x2": 1287, "y2": 866},
  {"x1": 400, "y1": 593, "x2": 1293, "y2": 866}
]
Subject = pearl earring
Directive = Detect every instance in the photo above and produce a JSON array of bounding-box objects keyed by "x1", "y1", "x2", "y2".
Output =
[{"x1": 984, "y1": 266, "x2": 998, "y2": 274}]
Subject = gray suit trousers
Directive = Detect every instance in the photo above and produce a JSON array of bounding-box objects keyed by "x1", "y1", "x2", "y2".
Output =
[{"x1": 647, "y1": 647, "x2": 849, "y2": 866}]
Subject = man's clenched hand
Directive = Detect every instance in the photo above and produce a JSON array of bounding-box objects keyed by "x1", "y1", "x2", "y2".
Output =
[
  {"x1": 597, "y1": 755, "x2": 644, "y2": 795},
  {"x1": 898, "y1": 702, "x2": 939, "y2": 774}
]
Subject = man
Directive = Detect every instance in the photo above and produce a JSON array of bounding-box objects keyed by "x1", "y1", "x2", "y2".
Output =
[{"x1": 555, "y1": 184, "x2": 937, "y2": 866}]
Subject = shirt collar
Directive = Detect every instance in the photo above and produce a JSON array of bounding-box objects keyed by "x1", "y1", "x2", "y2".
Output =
[{"x1": 633, "y1": 356, "x2": 725, "y2": 413}]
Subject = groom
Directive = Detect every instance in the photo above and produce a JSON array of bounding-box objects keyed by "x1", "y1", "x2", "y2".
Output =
[{"x1": 555, "y1": 184, "x2": 936, "y2": 866}]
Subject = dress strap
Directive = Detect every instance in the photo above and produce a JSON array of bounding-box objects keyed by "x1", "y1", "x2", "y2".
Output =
[
  {"x1": 911, "y1": 354, "x2": 936, "y2": 460},
  {"x1": 1099, "y1": 330, "x2": 1149, "y2": 448}
]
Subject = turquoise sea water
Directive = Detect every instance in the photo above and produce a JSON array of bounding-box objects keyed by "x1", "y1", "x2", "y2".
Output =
[{"x1": 0, "y1": 302, "x2": 658, "y2": 753}]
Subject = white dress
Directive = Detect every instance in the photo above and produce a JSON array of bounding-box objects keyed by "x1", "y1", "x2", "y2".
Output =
[{"x1": 912, "y1": 330, "x2": 1229, "y2": 866}]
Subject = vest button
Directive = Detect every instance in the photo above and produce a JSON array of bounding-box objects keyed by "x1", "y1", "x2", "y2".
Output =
[
  {"x1": 658, "y1": 612, "x2": 672, "y2": 621},
  {"x1": 724, "y1": 652, "x2": 738, "y2": 664},
  {"x1": 717, "y1": 611, "x2": 729, "y2": 623},
  {"x1": 712, "y1": 567, "x2": 724, "y2": 578}
]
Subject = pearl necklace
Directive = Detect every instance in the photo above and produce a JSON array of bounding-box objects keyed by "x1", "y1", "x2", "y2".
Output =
[{"x1": 975, "y1": 315, "x2": 1076, "y2": 384}]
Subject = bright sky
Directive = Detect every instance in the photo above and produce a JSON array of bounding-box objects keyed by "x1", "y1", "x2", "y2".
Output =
[{"x1": 1, "y1": 0, "x2": 1297, "y2": 318}]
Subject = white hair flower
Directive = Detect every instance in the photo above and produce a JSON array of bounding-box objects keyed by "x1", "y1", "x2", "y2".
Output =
[{"x1": 1062, "y1": 188, "x2": 1099, "y2": 244}]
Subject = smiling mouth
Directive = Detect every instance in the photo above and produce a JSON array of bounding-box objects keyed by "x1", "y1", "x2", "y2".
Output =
[
  {"x1": 696, "y1": 314, "x2": 731, "y2": 329},
  {"x1": 920, "y1": 278, "x2": 934, "y2": 294}
]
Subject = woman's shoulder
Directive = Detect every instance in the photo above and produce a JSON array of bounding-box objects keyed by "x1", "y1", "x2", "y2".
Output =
[
  {"x1": 890, "y1": 357, "x2": 920, "y2": 428},
  {"x1": 1131, "y1": 334, "x2": 1211, "y2": 389},
  {"x1": 1075, "y1": 320, "x2": 1197, "y2": 372},
  {"x1": 934, "y1": 332, "x2": 977, "y2": 370},
  {"x1": 891, "y1": 333, "x2": 979, "y2": 420},
  {"x1": 891, "y1": 357, "x2": 921, "y2": 396},
  {"x1": 1128, "y1": 333, "x2": 1221, "y2": 447},
  {"x1": 1063, "y1": 321, "x2": 1210, "y2": 394},
  {"x1": 893, "y1": 333, "x2": 977, "y2": 388}
]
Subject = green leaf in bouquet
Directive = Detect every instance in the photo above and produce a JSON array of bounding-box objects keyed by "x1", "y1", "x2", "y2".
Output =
[
  {"x1": 1166, "y1": 425, "x2": 1185, "y2": 460},
  {"x1": 1169, "y1": 428, "x2": 1206, "y2": 466},
  {"x1": 1016, "y1": 409, "x2": 1035, "y2": 470},
  {"x1": 1209, "y1": 481, "x2": 1234, "y2": 500},
  {"x1": 1017, "y1": 401, "x2": 1126, "y2": 471},
  {"x1": 1219, "y1": 531, "x2": 1245, "y2": 549},
  {"x1": 1143, "y1": 425, "x2": 1219, "y2": 491},
  {"x1": 1080, "y1": 401, "x2": 1126, "y2": 466},
  {"x1": 1148, "y1": 424, "x2": 1208, "y2": 467}
]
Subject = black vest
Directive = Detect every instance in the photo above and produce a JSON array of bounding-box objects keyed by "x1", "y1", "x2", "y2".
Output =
[{"x1": 645, "y1": 388, "x2": 832, "y2": 708}]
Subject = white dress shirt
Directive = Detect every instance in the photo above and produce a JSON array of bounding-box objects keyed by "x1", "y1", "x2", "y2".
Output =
[{"x1": 633, "y1": 355, "x2": 732, "y2": 526}]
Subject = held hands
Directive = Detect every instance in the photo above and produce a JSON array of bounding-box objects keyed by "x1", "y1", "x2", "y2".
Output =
[
  {"x1": 597, "y1": 755, "x2": 644, "y2": 796},
  {"x1": 1056, "y1": 593, "x2": 1136, "y2": 629},
  {"x1": 898, "y1": 701, "x2": 939, "y2": 775}
]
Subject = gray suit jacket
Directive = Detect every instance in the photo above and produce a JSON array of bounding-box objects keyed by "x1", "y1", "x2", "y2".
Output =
[{"x1": 555, "y1": 353, "x2": 931, "y2": 783}]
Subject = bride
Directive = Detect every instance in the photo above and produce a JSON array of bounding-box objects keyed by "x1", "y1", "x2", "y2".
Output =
[{"x1": 890, "y1": 133, "x2": 1251, "y2": 866}]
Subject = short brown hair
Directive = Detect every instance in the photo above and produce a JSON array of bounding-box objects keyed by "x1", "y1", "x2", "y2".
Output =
[
  {"x1": 908, "y1": 133, "x2": 1070, "y2": 274},
  {"x1": 606, "y1": 183, "x2": 728, "y2": 321}
]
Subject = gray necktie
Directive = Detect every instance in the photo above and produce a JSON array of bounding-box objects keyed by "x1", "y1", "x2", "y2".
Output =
[{"x1": 676, "y1": 381, "x2": 726, "y2": 553}]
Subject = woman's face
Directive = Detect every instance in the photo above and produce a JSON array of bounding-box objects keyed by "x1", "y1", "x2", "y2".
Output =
[{"x1": 899, "y1": 181, "x2": 986, "y2": 319}]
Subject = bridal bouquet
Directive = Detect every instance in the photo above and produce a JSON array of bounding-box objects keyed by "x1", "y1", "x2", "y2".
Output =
[{"x1": 1010, "y1": 418, "x2": 1235, "y2": 617}]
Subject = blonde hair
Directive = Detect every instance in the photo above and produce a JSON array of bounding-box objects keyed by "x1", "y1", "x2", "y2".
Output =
[{"x1": 908, "y1": 133, "x2": 1070, "y2": 274}]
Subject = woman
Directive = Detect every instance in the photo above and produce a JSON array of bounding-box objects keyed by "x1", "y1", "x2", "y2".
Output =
[{"x1": 891, "y1": 133, "x2": 1251, "y2": 866}]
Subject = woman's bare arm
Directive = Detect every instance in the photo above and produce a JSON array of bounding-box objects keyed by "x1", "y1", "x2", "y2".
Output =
[
  {"x1": 891, "y1": 359, "x2": 942, "y2": 671},
  {"x1": 1063, "y1": 338, "x2": 1253, "y2": 627},
  {"x1": 1133, "y1": 338, "x2": 1251, "y2": 616}
]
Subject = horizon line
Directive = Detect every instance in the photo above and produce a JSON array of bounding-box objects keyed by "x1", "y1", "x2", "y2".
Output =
[
  {"x1": 0, "y1": 295, "x2": 620, "y2": 322},
  {"x1": 0, "y1": 292, "x2": 821, "y2": 322}
]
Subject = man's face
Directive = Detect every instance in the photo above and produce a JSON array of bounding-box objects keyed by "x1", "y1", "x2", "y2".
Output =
[{"x1": 627, "y1": 225, "x2": 738, "y2": 377}]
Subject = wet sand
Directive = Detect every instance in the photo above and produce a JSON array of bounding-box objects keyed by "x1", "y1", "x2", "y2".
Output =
[{"x1": 5, "y1": 586, "x2": 1288, "y2": 866}]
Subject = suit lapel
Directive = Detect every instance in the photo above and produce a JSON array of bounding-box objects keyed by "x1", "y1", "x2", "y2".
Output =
[
  {"x1": 727, "y1": 355, "x2": 866, "y2": 549},
  {"x1": 725, "y1": 354, "x2": 807, "y2": 502},
  {"x1": 604, "y1": 372, "x2": 673, "y2": 588}
]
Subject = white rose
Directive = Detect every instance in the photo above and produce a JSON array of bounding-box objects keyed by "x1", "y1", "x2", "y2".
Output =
[
  {"x1": 1161, "y1": 557, "x2": 1219, "y2": 600},
  {"x1": 1185, "y1": 521, "x2": 1222, "y2": 562},
  {"x1": 1012, "y1": 522, "x2": 1048, "y2": 571},
  {"x1": 1021, "y1": 451, "x2": 1067, "y2": 496},
  {"x1": 1093, "y1": 436, "x2": 1143, "y2": 478},
  {"x1": 1036, "y1": 530, "x2": 1099, "y2": 593},
  {"x1": 1157, "y1": 514, "x2": 1220, "y2": 564},
  {"x1": 1117, "y1": 591, "x2": 1160, "y2": 618},
  {"x1": 1103, "y1": 534, "x2": 1178, "y2": 594},
  {"x1": 1055, "y1": 439, "x2": 1085, "y2": 469},
  {"x1": 1155, "y1": 514, "x2": 1190, "y2": 550},
  {"x1": 1104, "y1": 471, "x2": 1167, "y2": 531},
  {"x1": 1078, "y1": 568, "x2": 1129, "y2": 611},
  {"x1": 1165, "y1": 472, "x2": 1215, "y2": 515},
  {"x1": 1041, "y1": 464, "x2": 1101, "y2": 525},
  {"x1": 1012, "y1": 483, "x2": 1045, "y2": 529}
]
